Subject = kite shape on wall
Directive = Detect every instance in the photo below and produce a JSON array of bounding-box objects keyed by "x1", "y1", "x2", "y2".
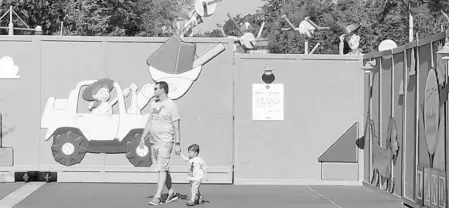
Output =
[
  {"x1": 0, "y1": 56, "x2": 20, "y2": 79},
  {"x1": 145, "y1": 34, "x2": 226, "y2": 100}
]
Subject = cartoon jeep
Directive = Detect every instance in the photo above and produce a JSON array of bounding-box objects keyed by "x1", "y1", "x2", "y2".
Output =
[
  {"x1": 41, "y1": 78, "x2": 155, "y2": 167},
  {"x1": 41, "y1": 35, "x2": 226, "y2": 167}
]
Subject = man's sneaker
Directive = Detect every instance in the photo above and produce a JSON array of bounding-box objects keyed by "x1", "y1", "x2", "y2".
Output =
[
  {"x1": 165, "y1": 192, "x2": 179, "y2": 203},
  {"x1": 148, "y1": 197, "x2": 162, "y2": 206},
  {"x1": 186, "y1": 200, "x2": 196, "y2": 206}
]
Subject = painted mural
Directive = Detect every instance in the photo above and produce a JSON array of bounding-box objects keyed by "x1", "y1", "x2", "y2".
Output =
[
  {"x1": 418, "y1": 41, "x2": 447, "y2": 208},
  {"x1": 40, "y1": 35, "x2": 226, "y2": 167},
  {"x1": 363, "y1": 58, "x2": 401, "y2": 194},
  {"x1": 422, "y1": 67, "x2": 443, "y2": 170},
  {"x1": 364, "y1": 36, "x2": 449, "y2": 207},
  {"x1": 369, "y1": 116, "x2": 400, "y2": 193},
  {"x1": 37, "y1": 0, "x2": 228, "y2": 168}
]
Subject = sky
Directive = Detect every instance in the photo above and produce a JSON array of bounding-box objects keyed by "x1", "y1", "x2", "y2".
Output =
[{"x1": 193, "y1": 0, "x2": 265, "y2": 34}]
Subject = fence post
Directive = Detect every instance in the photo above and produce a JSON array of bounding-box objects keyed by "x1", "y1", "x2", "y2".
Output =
[{"x1": 8, "y1": 6, "x2": 13, "y2": 36}]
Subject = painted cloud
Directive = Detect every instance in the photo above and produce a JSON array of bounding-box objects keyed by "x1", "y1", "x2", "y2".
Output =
[{"x1": 0, "y1": 56, "x2": 20, "y2": 79}]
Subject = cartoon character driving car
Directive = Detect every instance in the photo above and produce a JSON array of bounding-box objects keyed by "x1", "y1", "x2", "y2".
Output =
[{"x1": 82, "y1": 78, "x2": 136, "y2": 116}]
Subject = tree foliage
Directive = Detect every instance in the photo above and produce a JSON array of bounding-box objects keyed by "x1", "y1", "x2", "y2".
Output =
[
  {"x1": 202, "y1": 0, "x2": 449, "y2": 54},
  {"x1": 0, "y1": 0, "x2": 183, "y2": 36},
  {"x1": 0, "y1": 0, "x2": 66, "y2": 35},
  {"x1": 135, "y1": 0, "x2": 183, "y2": 37},
  {"x1": 62, "y1": 0, "x2": 141, "y2": 36},
  {"x1": 0, "y1": 0, "x2": 448, "y2": 54}
]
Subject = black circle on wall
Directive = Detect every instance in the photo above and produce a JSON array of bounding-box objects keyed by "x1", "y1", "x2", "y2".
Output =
[{"x1": 262, "y1": 71, "x2": 275, "y2": 84}]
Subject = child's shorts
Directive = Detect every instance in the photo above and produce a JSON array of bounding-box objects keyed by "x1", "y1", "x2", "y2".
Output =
[{"x1": 189, "y1": 180, "x2": 201, "y2": 195}]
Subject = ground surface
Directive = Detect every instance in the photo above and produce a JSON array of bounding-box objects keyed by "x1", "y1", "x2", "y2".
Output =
[
  {"x1": 0, "y1": 183, "x2": 24, "y2": 200},
  {"x1": 0, "y1": 183, "x2": 407, "y2": 208}
]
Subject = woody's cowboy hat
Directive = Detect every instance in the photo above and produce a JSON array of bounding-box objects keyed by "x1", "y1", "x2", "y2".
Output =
[{"x1": 82, "y1": 78, "x2": 115, "y2": 101}]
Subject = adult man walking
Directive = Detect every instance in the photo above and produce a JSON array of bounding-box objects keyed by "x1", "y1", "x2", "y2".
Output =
[{"x1": 141, "y1": 81, "x2": 182, "y2": 206}]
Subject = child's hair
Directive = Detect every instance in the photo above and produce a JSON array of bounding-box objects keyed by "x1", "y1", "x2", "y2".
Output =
[{"x1": 188, "y1": 144, "x2": 200, "y2": 154}]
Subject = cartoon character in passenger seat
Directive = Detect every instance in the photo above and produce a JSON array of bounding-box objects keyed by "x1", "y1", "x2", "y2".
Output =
[{"x1": 82, "y1": 78, "x2": 136, "y2": 116}]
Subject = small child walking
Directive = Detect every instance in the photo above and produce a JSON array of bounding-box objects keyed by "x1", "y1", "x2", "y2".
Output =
[{"x1": 180, "y1": 144, "x2": 208, "y2": 206}]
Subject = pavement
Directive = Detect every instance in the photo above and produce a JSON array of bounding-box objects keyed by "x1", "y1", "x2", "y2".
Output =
[
  {"x1": 0, "y1": 183, "x2": 24, "y2": 200},
  {"x1": 0, "y1": 183, "x2": 407, "y2": 208}
]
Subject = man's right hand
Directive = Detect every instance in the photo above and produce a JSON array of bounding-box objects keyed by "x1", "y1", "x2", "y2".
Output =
[
  {"x1": 140, "y1": 134, "x2": 147, "y2": 145},
  {"x1": 139, "y1": 137, "x2": 145, "y2": 146}
]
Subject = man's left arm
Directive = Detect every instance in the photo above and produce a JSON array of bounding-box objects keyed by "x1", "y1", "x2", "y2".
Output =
[{"x1": 173, "y1": 120, "x2": 181, "y2": 154}]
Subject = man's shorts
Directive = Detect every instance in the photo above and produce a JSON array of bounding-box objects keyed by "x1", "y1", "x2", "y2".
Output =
[{"x1": 151, "y1": 142, "x2": 174, "y2": 172}]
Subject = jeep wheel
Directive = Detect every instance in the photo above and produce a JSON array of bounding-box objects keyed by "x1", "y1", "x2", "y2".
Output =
[
  {"x1": 126, "y1": 131, "x2": 152, "y2": 167},
  {"x1": 51, "y1": 129, "x2": 88, "y2": 166}
]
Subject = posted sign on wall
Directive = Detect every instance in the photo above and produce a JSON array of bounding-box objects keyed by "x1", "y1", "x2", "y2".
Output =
[{"x1": 252, "y1": 84, "x2": 284, "y2": 121}]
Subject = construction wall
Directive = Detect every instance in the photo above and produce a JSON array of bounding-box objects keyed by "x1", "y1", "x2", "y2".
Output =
[
  {"x1": 0, "y1": 35, "x2": 366, "y2": 185},
  {"x1": 363, "y1": 31, "x2": 448, "y2": 208},
  {"x1": 0, "y1": 36, "x2": 235, "y2": 183},
  {"x1": 233, "y1": 54, "x2": 364, "y2": 185}
]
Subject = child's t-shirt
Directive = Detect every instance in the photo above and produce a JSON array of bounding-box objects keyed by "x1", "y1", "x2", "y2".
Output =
[{"x1": 186, "y1": 156, "x2": 207, "y2": 181}]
